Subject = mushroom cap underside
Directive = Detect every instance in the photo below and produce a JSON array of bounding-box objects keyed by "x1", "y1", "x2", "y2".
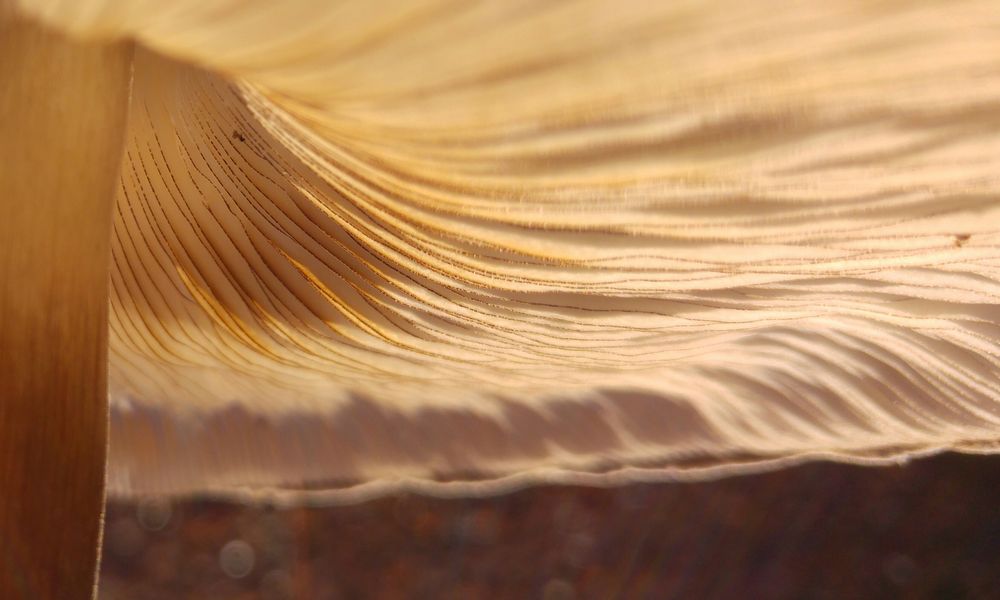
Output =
[{"x1": 12, "y1": 0, "x2": 1000, "y2": 502}]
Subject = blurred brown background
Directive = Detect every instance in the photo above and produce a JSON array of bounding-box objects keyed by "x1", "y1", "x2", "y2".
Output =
[{"x1": 99, "y1": 452, "x2": 1000, "y2": 599}]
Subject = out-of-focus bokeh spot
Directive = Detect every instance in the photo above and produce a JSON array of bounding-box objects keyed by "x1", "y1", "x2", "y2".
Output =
[
  {"x1": 137, "y1": 497, "x2": 173, "y2": 532},
  {"x1": 220, "y1": 540, "x2": 256, "y2": 579},
  {"x1": 100, "y1": 453, "x2": 1000, "y2": 599}
]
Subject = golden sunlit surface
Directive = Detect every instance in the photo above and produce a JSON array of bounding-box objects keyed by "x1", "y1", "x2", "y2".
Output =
[
  {"x1": 3, "y1": 0, "x2": 1000, "y2": 597},
  {"x1": 13, "y1": 0, "x2": 1000, "y2": 501}
]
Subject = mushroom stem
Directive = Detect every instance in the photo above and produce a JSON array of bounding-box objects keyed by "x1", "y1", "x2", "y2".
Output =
[{"x1": 0, "y1": 15, "x2": 132, "y2": 599}]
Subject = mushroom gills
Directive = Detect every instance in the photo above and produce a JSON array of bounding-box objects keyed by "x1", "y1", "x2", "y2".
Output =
[{"x1": 6, "y1": 0, "x2": 1000, "y2": 504}]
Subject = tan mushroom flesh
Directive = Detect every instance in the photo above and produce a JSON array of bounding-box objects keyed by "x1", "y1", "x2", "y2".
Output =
[{"x1": 4, "y1": 0, "x2": 1000, "y2": 596}]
